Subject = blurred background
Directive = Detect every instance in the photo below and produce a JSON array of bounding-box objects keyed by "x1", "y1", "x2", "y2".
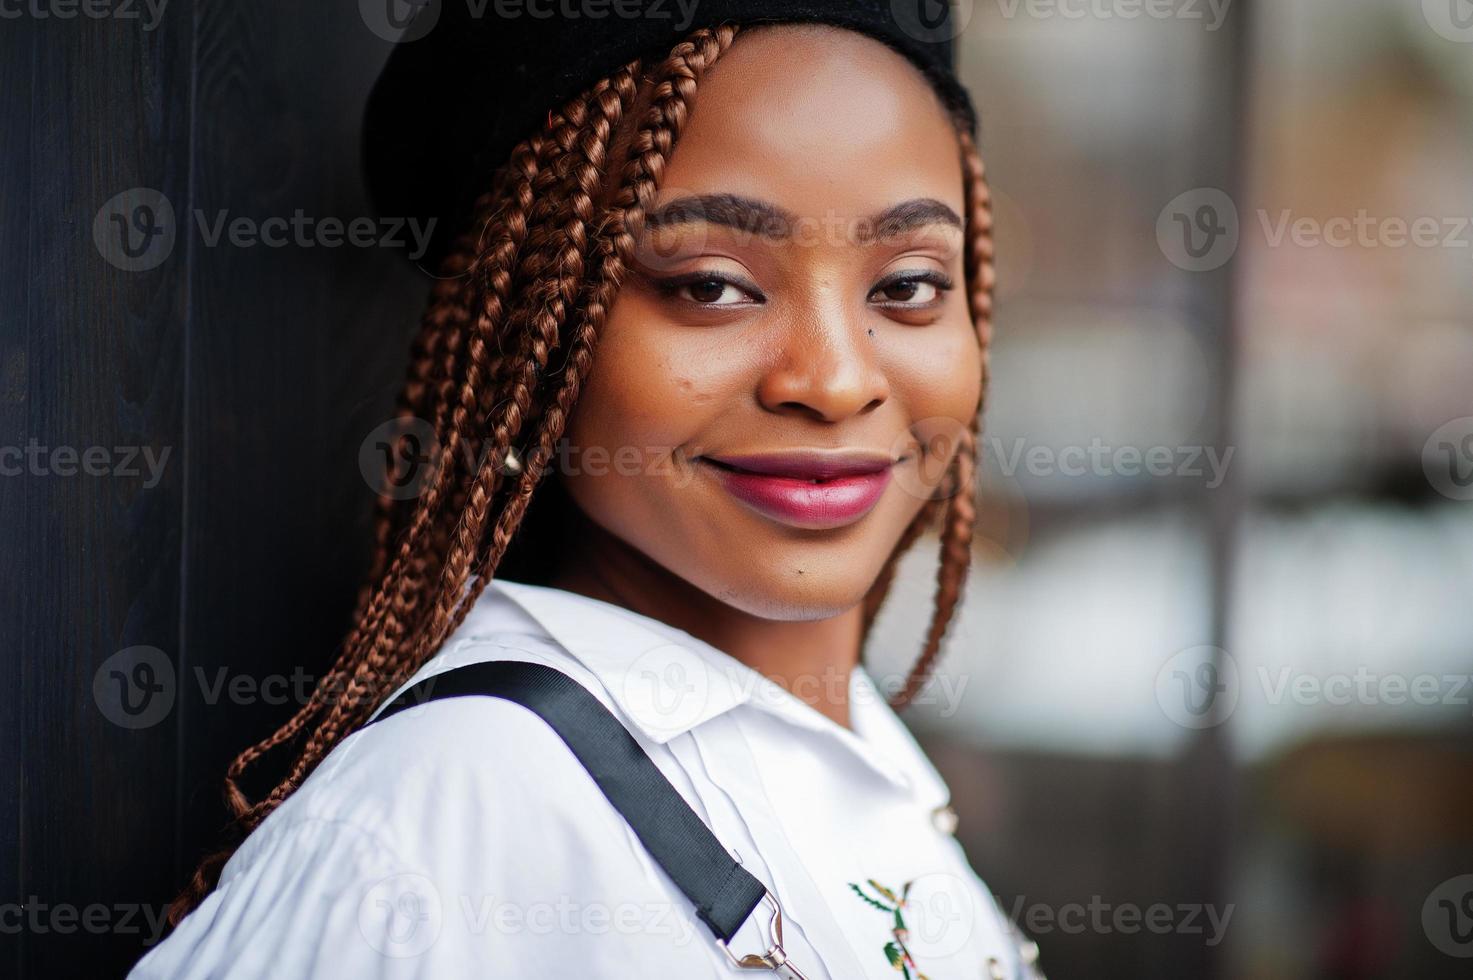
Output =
[
  {"x1": 3, "y1": 0, "x2": 1471, "y2": 977},
  {"x1": 870, "y1": 0, "x2": 1473, "y2": 977}
]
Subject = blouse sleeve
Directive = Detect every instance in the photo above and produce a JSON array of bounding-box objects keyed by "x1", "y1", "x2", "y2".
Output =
[
  {"x1": 128, "y1": 693, "x2": 728, "y2": 979},
  {"x1": 129, "y1": 816, "x2": 446, "y2": 979}
]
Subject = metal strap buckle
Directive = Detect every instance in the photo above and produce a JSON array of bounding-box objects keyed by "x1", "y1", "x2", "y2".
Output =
[{"x1": 715, "y1": 891, "x2": 812, "y2": 979}]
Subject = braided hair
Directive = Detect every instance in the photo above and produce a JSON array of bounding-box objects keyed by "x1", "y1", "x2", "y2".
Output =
[{"x1": 169, "y1": 22, "x2": 995, "y2": 926}]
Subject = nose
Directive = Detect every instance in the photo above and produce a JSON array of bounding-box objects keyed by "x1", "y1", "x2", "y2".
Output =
[{"x1": 756, "y1": 306, "x2": 890, "y2": 423}]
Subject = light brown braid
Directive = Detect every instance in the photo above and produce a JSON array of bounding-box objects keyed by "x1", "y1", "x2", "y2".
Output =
[{"x1": 168, "y1": 24, "x2": 995, "y2": 925}]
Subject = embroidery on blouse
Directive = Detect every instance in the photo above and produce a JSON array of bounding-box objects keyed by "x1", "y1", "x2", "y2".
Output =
[{"x1": 848, "y1": 878, "x2": 932, "y2": 979}]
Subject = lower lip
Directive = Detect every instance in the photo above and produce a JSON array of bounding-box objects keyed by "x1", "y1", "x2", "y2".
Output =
[{"x1": 703, "y1": 462, "x2": 892, "y2": 530}]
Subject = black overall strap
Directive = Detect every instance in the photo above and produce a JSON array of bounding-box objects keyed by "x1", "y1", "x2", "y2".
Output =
[{"x1": 367, "y1": 659, "x2": 768, "y2": 944}]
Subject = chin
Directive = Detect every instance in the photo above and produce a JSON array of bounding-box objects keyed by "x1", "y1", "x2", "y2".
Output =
[{"x1": 677, "y1": 547, "x2": 886, "y2": 623}]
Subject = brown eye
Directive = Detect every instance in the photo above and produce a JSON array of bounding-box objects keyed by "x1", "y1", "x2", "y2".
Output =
[
  {"x1": 658, "y1": 274, "x2": 763, "y2": 306},
  {"x1": 869, "y1": 277, "x2": 941, "y2": 305},
  {"x1": 686, "y1": 279, "x2": 729, "y2": 304}
]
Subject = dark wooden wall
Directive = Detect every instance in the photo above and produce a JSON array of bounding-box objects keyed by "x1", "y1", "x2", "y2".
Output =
[{"x1": 2, "y1": 7, "x2": 426, "y2": 976}]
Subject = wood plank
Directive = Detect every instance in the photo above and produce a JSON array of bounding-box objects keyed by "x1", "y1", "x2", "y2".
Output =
[
  {"x1": 173, "y1": 0, "x2": 425, "y2": 913},
  {"x1": 14, "y1": 7, "x2": 193, "y2": 975}
]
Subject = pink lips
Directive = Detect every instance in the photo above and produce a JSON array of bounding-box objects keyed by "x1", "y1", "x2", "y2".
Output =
[{"x1": 699, "y1": 451, "x2": 895, "y2": 530}]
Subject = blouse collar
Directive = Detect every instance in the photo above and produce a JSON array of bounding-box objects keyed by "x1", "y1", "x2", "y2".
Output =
[{"x1": 458, "y1": 578, "x2": 951, "y2": 808}]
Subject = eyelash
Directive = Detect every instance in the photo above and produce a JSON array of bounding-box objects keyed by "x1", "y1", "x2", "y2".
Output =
[
  {"x1": 652, "y1": 270, "x2": 954, "y2": 308},
  {"x1": 868, "y1": 269, "x2": 954, "y2": 307},
  {"x1": 654, "y1": 272, "x2": 766, "y2": 306}
]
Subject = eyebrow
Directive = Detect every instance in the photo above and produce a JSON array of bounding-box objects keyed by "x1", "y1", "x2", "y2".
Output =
[
  {"x1": 645, "y1": 193, "x2": 793, "y2": 236},
  {"x1": 643, "y1": 193, "x2": 964, "y2": 242},
  {"x1": 860, "y1": 198, "x2": 965, "y2": 242}
]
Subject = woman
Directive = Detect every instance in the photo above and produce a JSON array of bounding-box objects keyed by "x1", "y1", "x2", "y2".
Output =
[{"x1": 135, "y1": 4, "x2": 1041, "y2": 977}]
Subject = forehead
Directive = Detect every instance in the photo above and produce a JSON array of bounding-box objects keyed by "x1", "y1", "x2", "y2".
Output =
[{"x1": 653, "y1": 25, "x2": 965, "y2": 220}]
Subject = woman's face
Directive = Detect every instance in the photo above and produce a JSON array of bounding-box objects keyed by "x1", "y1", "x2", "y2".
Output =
[{"x1": 560, "y1": 25, "x2": 982, "y2": 621}]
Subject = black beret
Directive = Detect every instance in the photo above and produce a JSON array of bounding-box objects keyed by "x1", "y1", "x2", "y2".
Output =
[{"x1": 361, "y1": 0, "x2": 977, "y2": 265}]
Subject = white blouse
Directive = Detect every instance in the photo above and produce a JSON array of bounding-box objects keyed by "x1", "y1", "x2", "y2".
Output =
[{"x1": 131, "y1": 579, "x2": 1040, "y2": 979}]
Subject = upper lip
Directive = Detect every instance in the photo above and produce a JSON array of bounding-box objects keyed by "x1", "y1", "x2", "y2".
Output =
[{"x1": 699, "y1": 450, "x2": 898, "y2": 481}]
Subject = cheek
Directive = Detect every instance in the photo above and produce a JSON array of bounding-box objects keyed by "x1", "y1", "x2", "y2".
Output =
[
  {"x1": 565, "y1": 295, "x2": 732, "y2": 458},
  {"x1": 890, "y1": 318, "x2": 985, "y2": 446},
  {"x1": 559, "y1": 292, "x2": 730, "y2": 543}
]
